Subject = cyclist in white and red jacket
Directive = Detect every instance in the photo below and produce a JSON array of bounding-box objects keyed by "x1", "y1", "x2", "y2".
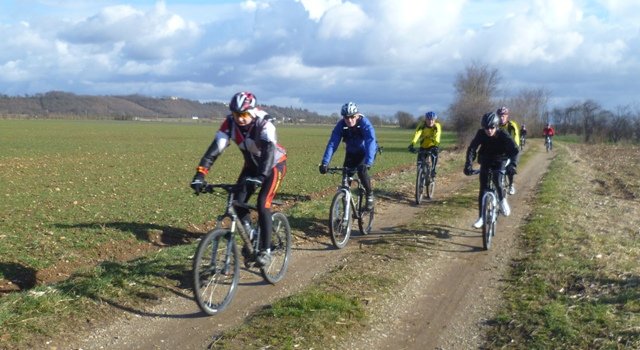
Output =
[{"x1": 190, "y1": 91, "x2": 287, "y2": 267}]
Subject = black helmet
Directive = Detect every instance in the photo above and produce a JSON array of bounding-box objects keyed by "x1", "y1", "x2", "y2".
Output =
[
  {"x1": 229, "y1": 91, "x2": 256, "y2": 113},
  {"x1": 481, "y1": 112, "x2": 499, "y2": 129}
]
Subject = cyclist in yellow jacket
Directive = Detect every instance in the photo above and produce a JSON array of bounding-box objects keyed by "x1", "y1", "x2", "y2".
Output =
[
  {"x1": 497, "y1": 106, "x2": 520, "y2": 195},
  {"x1": 408, "y1": 111, "x2": 442, "y2": 178}
]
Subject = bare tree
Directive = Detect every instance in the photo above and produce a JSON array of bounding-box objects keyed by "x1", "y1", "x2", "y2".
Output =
[
  {"x1": 395, "y1": 111, "x2": 416, "y2": 129},
  {"x1": 448, "y1": 62, "x2": 500, "y2": 146},
  {"x1": 506, "y1": 88, "x2": 550, "y2": 134},
  {"x1": 581, "y1": 100, "x2": 602, "y2": 143},
  {"x1": 605, "y1": 106, "x2": 633, "y2": 143}
]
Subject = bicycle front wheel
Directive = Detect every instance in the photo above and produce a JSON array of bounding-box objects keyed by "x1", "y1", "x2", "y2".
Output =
[
  {"x1": 415, "y1": 165, "x2": 425, "y2": 204},
  {"x1": 260, "y1": 212, "x2": 292, "y2": 284},
  {"x1": 482, "y1": 194, "x2": 496, "y2": 250},
  {"x1": 192, "y1": 229, "x2": 239, "y2": 315},
  {"x1": 329, "y1": 191, "x2": 352, "y2": 249}
]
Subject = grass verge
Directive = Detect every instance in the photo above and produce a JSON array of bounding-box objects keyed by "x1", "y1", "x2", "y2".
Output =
[{"x1": 485, "y1": 145, "x2": 640, "y2": 349}]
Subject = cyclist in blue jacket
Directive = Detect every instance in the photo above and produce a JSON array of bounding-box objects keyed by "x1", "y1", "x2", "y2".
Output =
[{"x1": 319, "y1": 102, "x2": 378, "y2": 210}]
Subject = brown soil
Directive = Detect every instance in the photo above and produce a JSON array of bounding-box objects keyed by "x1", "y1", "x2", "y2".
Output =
[{"x1": 47, "y1": 144, "x2": 553, "y2": 350}]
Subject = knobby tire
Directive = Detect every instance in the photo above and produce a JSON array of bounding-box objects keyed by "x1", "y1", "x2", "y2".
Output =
[
  {"x1": 329, "y1": 191, "x2": 352, "y2": 249},
  {"x1": 426, "y1": 162, "x2": 435, "y2": 199},
  {"x1": 415, "y1": 165, "x2": 425, "y2": 204},
  {"x1": 260, "y1": 212, "x2": 292, "y2": 284},
  {"x1": 192, "y1": 229, "x2": 239, "y2": 315},
  {"x1": 358, "y1": 202, "x2": 374, "y2": 235},
  {"x1": 482, "y1": 194, "x2": 496, "y2": 250}
]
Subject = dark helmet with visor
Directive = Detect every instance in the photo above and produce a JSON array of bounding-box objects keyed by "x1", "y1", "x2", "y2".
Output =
[{"x1": 481, "y1": 112, "x2": 499, "y2": 129}]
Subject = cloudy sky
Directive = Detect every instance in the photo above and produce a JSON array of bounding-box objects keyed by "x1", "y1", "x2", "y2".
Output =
[{"x1": 1, "y1": 0, "x2": 638, "y2": 116}]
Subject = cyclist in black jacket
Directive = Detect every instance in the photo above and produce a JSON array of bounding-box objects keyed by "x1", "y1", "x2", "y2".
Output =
[{"x1": 464, "y1": 112, "x2": 519, "y2": 229}]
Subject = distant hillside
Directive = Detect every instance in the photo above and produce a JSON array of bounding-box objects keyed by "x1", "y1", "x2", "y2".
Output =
[{"x1": 0, "y1": 91, "x2": 333, "y2": 123}]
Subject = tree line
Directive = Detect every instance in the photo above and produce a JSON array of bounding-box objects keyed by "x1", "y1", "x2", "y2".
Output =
[
  {"x1": 3, "y1": 72, "x2": 639, "y2": 144},
  {"x1": 0, "y1": 91, "x2": 401, "y2": 127},
  {"x1": 397, "y1": 62, "x2": 640, "y2": 146}
]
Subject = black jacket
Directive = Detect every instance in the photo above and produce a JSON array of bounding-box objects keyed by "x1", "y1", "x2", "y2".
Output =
[{"x1": 465, "y1": 129, "x2": 519, "y2": 167}]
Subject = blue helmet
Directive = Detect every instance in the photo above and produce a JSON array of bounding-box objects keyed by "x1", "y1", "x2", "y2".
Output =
[
  {"x1": 425, "y1": 111, "x2": 437, "y2": 120},
  {"x1": 341, "y1": 102, "x2": 358, "y2": 117}
]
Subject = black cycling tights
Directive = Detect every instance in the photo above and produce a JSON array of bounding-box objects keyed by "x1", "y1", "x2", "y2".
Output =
[{"x1": 344, "y1": 151, "x2": 372, "y2": 195}]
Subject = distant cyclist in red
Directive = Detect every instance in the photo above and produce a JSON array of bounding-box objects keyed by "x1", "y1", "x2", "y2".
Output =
[
  {"x1": 190, "y1": 92, "x2": 287, "y2": 267},
  {"x1": 543, "y1": 123, "x2": 555, "y2": 150}
]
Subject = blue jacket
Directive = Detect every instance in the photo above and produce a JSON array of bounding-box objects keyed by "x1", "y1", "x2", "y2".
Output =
[{"x1": 321, "y1": 115, "x2": 377, "y2": 166}]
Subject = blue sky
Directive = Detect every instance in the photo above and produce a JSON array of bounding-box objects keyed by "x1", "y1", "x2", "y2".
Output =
[{"x1": 1, "y1": 0, "x2": 639, "y2": 116}]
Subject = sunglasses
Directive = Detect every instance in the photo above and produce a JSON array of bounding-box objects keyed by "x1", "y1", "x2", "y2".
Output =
[
  {"x1": 343, "y1": 114, "x2": 357, "y2": 120},
  {"x1": 484, "y1": 126, "x2": 496, "y2": 130},
  {"x1": 232, "y1": 111, "x2": 252, "y2": 119}
]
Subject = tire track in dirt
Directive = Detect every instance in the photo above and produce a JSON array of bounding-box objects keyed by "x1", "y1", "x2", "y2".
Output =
[{"x1": 341, "y1": 144, "x2": 553, "y2": 350}]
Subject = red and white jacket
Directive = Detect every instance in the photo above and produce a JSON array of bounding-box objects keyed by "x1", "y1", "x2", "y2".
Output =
[{"x1": 197, "y1": 108, "x2": 286, "y2": 179}]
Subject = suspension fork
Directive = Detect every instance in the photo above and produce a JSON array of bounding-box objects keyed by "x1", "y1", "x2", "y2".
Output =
[{"x1": 339, "y1": 187, "x2": 352, "y2": 222}]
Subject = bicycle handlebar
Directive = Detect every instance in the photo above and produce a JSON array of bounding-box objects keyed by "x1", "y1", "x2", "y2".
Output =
[
  {"x1": 326, "y1": 166, "x2": 359, "y2": 174},
  {"x1": 201, "y1": 182, "x2": 241, "y2": 194},
  {"x1": 198, "y1": 181, "x2": 281, "y2": 209}
]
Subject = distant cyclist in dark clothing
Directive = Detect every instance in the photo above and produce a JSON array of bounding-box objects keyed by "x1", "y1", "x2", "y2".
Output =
[
  {"x1": 190, "y1": 91, "x2": 287, "y2": 267},
  {"x1": 319, "y1": 101, "x2": 378, "y2": 210},
  {"x1": 464, "y1": 112, "x2": 519, "y2": 229}
]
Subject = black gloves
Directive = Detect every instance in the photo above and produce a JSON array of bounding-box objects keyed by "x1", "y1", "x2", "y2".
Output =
[
  {"x1": 408, "y1": 144, "x2": 416, "y2": 153},
  {"x1": 506, "y1": 164, "x2": 517, "y2": 175},
  {"x1": 463, "y1": 163, "x2": 473, "y2": 176},
  {"x1": 319, "y1": 164, "x2": 328, "y2": 174},
  {"x1": 191, "y1": 172, "x2": 205, "y2": 194}
]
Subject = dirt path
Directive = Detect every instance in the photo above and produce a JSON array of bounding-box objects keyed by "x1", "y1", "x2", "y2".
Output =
[
  {"x1": 60, "y1": 146, "x2": 552, "y2": 350},
  {"x1": 342, "y1": 146, "x2": 553, "y2": 350}
]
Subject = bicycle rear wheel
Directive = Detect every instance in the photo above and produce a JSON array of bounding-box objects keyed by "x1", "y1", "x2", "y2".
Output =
[
  {"x1": 482, "y1": 194, "x2": 496, "y2": 250},
  {"x1": 358, "y1": 204, "x2": 374, "y2": 235},
  {"x1": 426, "y1": 163, "x2": 435, "y2": 199},
  {"x1": 260, "y1": 212, "x2": 292, "y2": 284},
  {"x1": 415, "y1": 165, "x2": 425, "y2": 204},
  {"x1": 192, "y1": 229, "x2": 239, "y2": 315},
  {"x1": 329, "y1": 191, "x2": 352, "y2": 249}
]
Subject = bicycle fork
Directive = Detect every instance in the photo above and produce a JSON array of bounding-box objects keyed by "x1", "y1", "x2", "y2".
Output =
[
  {"x1": 211, "y1": 230, "x2": 235, "y2": 276},
  {"x1": 340, "y1": 188, "x2": 352, "y2": 227}
]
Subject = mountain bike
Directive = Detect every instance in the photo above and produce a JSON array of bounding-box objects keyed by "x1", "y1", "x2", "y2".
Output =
[
  {"x1": 545, "y1": 136, "x2": 552, "y2": 152},
  {"x1": 192, "y1": 182, "x2": 292, "y2": 315},
  {"x1": 519, "y1": 135, "x2": 526, "y2": 150},
  {"x1": 412, "y1": 148, "x2": 437, "y2": 204},
  {"x1": 326, "y1": 167, "x2": 374, "y2": 249},
  {"x1": 467, "y1": 166, "x2": 508, "y2": 250}
]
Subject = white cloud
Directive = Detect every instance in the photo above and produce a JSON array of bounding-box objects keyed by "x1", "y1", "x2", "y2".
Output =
[
  {"x1": 318, "y1": 2, "x2": 370, "y2": 39},
  {"x1": 296, "y1": 0, "x2": 341, "y2": 21},
  {"x1": 240, "y1": 0, "x2": 270, "y2": 12},
  {"x1": 0, "y1": 0, "x2": 639, "y2": 114}
]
